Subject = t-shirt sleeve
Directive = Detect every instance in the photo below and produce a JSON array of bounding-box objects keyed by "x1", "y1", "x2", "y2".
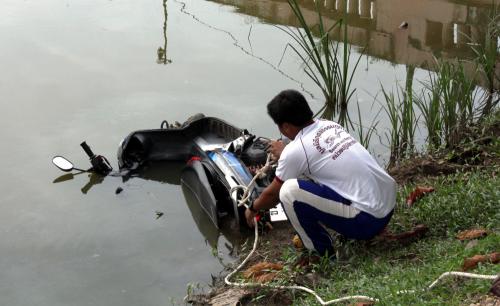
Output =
[{"x1": 275, "y1": 144, "x2": 308, "y2": 183}]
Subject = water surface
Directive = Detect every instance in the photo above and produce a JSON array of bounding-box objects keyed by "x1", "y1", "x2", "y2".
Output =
[{"x1": 0, "y1": 0, "x2": 495, "y2": 305}]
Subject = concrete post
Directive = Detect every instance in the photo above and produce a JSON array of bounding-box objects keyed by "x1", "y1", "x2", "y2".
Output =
[
  {"x1": 359, "y1": 0, "x2": 371, "y2": 18},
  {"x1": 348, "y1": 0, "x2": 359, "y2": 15}
]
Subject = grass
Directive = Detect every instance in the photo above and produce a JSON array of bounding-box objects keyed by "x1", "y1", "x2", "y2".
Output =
[
  {"x1": 352, "y1": 100, "x2": 380, "y2": 149},
  {"x1": 415, "y1": 59, "x2": 479, "y2": 150},
  {"x1": 271, "y1": 168, "x2": 499, "y2": 305},
  {"x1": 380, "y1": 80, "x2": 418, "y2": 167},
  {"x1": 383, "y1": 56, "x2": 490, "y2": 164},
  {"x1": 279, "y1": 0, "x2": 362, "y2": 127}
]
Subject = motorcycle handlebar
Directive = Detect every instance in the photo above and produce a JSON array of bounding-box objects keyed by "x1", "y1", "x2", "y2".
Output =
[{"x1": 80, "y1": 141, "x2": 95, "y2": 159}]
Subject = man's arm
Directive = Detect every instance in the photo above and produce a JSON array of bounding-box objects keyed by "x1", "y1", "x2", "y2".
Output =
[
  {"x1": 268, "y1": 140, "x2": 286, "y2": 161},
  {"x1": 245, "y1": 178, "x2": 283, "y2": 227}
]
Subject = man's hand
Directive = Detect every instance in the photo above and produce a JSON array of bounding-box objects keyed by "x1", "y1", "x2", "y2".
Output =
[
  {"x1": 245, "y1": 207, "x2": 256, "y2": 228},
  {"x1": 268, "y1": 140, "x2": 286, "y2": 161}
]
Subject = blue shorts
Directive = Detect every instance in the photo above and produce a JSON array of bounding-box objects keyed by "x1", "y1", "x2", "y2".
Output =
[{"x1": 279, "y1": 179, "x2": 393, "y2": 255}]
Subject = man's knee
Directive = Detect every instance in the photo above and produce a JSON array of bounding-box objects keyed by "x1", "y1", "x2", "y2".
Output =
[{"x1": 279, "y1": 179, "x2": 300, "y2": 206}]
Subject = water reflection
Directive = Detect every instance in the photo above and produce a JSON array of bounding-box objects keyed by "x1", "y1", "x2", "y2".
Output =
[
  {"x1": 157, "y1": 0, "x2": 172, "y2": 64},
  {"x1": 135, "y1": 161, "x2": 243, "y2": 254},
  {"x1": 52, "y1": 171, "x2": 86, "y2": 184},
  {"x1": 53, "y1": 171, "x2": 105, "y2": 194},
  {"x1": 209, "y1": 0, "x2": 497, "y2": 68}
]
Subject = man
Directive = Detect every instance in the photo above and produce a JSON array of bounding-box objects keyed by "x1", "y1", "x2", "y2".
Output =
[{"x1": 245, "y1": 89, "x2": 396, "y2": 256}]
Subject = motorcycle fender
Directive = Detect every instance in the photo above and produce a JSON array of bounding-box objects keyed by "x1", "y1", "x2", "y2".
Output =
[{"x1": 180, "y1": 160, "x2": 219, "y2": 228}]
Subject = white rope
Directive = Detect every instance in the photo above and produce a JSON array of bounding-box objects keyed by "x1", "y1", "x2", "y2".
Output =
[
  {"x1": 223, "y1": 154, "x2": 499, "y2": 304},
  {"x1": 229, "y1": 154, "x2": 273, "y2": 209}
]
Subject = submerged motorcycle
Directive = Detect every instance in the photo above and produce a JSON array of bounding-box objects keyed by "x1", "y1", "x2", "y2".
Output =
[{"x1": 53, "y1": 114, "x2": 287, "y2": 228}]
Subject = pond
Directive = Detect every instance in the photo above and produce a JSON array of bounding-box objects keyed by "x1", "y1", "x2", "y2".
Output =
[{"x1": 0, "y1": 0, "x2": 495, "y2": 304}]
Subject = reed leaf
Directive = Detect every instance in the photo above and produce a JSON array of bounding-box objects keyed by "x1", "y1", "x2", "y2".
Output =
[{"x1": 279, "y1": 0, "x2": 362, "y2": 127}]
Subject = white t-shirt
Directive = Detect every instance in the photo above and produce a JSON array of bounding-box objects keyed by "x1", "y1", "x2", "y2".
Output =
[{"x1": 275, "y1": 119, "x2": 396, "y2": 218}]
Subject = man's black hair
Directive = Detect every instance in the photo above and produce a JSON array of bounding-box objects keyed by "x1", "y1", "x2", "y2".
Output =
[{"x1": 267, "y1": 89, "x2": 313, "y2": 126}]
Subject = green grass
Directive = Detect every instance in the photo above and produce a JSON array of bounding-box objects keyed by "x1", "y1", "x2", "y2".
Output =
[{"x1": 276, "y1": 168, "x2": 499, "y2": 305}]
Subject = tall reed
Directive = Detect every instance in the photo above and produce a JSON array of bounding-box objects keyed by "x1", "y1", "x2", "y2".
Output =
[
  {"x1": 415, "y1": 59, "x2": 478, "y2": 150},
  {"x1": 353, "y1": 100, "x2": 380, "y2": 149},
  {"x1": 380, "y1": 85, "x2": 417, "y2": 166},
  {"x1": 279, "y1": 0, "x2": 362, "y2": 127},
  {"x1": 469, "y1": 5, "x2": 500, "y2": 117},
  {"x1": 380, "y1": 66, "x2": 417, "y2": 166},
  {"x1": 414, "y1": 75, "x2": 441, "y2": 149}
]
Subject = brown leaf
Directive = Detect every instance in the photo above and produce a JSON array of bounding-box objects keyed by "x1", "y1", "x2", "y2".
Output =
[
  {"x1": 462, "y1": 252, "x2": 500, "y2": 271},
  {"x1": 242, "y1": 262, "x2": 283, "y2": 283},
  {"x1": 255, "y1": 272, "x2": 278, "y2": 283},
  {"x1": 406, "y1": 186, "x2": 435, "y2": 207},
  {"x1": 382, "y1": 224, "x2": 429, "y2": 241},
  {"x1": 349, "y1": 302, "x2": 375, "y2": 306},
  {"x1": 456, "y1": 229, "x2": 488, "y2": 241},
  {"x1": 292, "y1": 234, "x2": 304, "y2": 249}
]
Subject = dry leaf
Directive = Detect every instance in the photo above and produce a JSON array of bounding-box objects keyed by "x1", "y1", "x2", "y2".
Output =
[
  {"x1": 406, "y1": 186, "x2": 435, "y2": 207},
  {"x1": 456, "y1": 229, "x2": 488, "y2": 241},
  {"x1": 349, "y1": 302, "x2": 375, "y2": 306},
  {"x1": 255, "y1": 272, "x2": 278, "y2": 283},
  {"x1": 293, "y1": 234, "x2": 304, "y2": 249},
  {"x1": 242, "y1": 262, "x2": 283, "y2": 283},
  {"x1": 462, "y1": 252, "x2": 500, "y2": 271},
  {"x1": 382, "y1": 224, "x2": 429, "y2": 241}
]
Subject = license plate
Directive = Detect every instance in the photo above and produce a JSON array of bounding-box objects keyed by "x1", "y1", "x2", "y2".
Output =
[{"x1": 269, "y1": 203, "x2": 288, "y2": 222}]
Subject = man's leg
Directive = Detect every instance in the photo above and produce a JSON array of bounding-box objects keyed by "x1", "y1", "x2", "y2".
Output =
[{"x1": 280, "y1": 179, "x2": 391, "y2": 255}]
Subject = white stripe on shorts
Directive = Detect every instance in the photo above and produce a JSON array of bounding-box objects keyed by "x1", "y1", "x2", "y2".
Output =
[{"x1": 279, "y1": 179, "x2": 360, "y2": 251}]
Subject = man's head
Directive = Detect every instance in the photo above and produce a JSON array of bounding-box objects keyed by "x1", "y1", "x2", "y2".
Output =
[{"x1": 267, "y1": 89, "x2": 313, "y2": 139}]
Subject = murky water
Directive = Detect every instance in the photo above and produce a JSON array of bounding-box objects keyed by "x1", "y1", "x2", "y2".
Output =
[{"x1": 0, "y1": 0, "x2": 495, "y2": 305}]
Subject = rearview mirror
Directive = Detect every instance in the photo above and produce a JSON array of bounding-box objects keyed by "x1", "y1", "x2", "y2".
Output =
[{"x1": 52, "y1": 156, "x2": 74, "y2": 172}]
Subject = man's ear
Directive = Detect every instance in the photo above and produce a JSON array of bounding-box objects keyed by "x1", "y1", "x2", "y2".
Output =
[{"x1": 281, "y1": 122, "x2": 291, "y2": 134}]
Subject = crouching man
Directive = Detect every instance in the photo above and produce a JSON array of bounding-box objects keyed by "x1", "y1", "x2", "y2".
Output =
[{"x1": 245, "y1": 89, "x2": 396, "y2": 256}]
